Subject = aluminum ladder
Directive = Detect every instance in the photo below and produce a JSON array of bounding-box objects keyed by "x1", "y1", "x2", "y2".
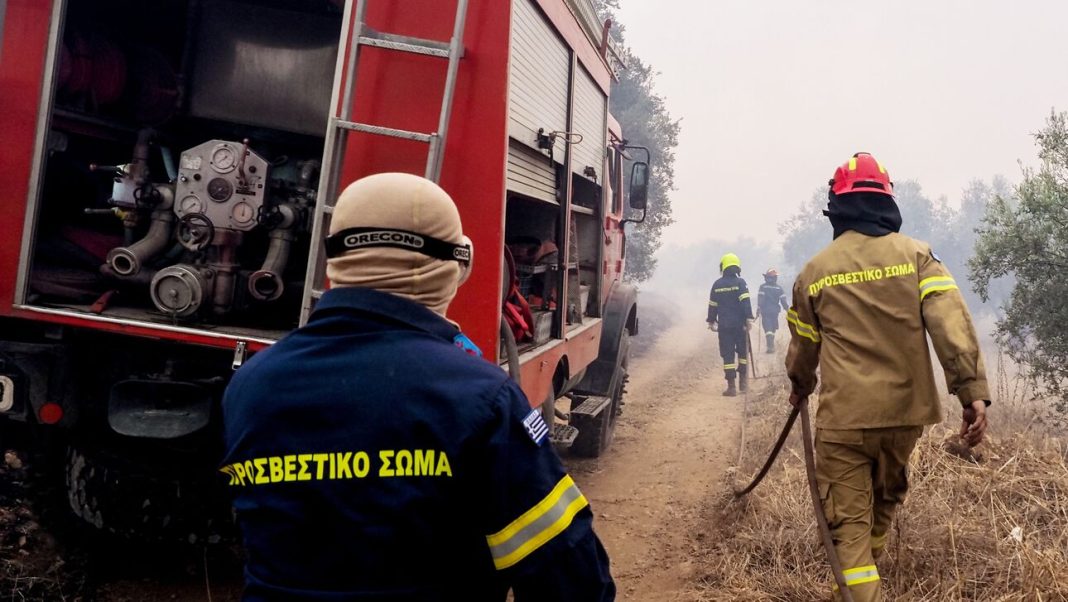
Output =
[{"x1": 299, "y1": 0, "x2": 470, "y2": 325}]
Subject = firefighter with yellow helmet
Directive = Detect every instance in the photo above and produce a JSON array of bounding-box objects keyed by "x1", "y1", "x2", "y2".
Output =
[
  {"x1": 707, "y1": 252, "x2": 754, "y2": 396},
  {"x1": 786, "y1": 153, "x2": 990, "y2": 601}
]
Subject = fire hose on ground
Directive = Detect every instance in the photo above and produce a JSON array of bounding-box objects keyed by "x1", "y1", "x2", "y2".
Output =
[{"x1": 732, "y1": 397, "x2": 856, "y2": 602}]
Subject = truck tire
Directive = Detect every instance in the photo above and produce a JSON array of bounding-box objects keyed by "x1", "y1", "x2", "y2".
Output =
[
  {"x1": 571, "y1": 332, "x2": 629, "y2": 458},
  {"x1": 65, "y1": 445, "x2": 233, "y2": 543}
]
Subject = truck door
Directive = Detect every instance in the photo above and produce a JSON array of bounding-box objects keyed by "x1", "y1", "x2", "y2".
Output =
[
  {"x1": 0, "y1": 1, "x2": 55, "y2": 310},
  {"x1": 503, "y1": 0, "x2": 572, "y2": 348}
]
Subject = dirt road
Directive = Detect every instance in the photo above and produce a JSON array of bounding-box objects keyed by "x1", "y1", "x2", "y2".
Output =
[{"x1": 568, "y1": 315, "x2": 781, "y2": 601}]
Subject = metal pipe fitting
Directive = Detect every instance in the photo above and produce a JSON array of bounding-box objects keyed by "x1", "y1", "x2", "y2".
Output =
[
  {"x1": 210, "y1": 230, "x2": 242, "y2": 315},
  {"x1": 248, "y1": 205, "x2": 297, "y2": 302},
  {"x1": 298, "y1": 160, "x2": 321, "y2": 189},
  {"x1": 150, "y1": 264, "x2": 212, "y2": 318},
  {"x1": 106, "y1": 184, "x2": 175, "y2": 277}
]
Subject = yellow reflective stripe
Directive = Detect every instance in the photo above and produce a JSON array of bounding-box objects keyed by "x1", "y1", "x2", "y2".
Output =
[
  {"x1": 918, "y1": 276, "x2": 958, "y2": 301},
  {"x1": 486, "y1": 475, "x2": 588, "y2": 570},
  {"x1": 708, "y1": 301, "x2": 718, "y2": 307},
  {"x1": 786, "y1": 309, "x2": 821, "y2": 343},
  {"x1": 843, "y1": 565, "x2": 880, "y2": 586},
  {"x1": 920, "y1": 284, "x2": 959, "y2": 301},
  {"x1": 738, "y1": 358, "x2": 748, "y2": 365},
  {"x1": 739, "y1": 292, "x2": 751, "y2": 301},
  {"x1": 919, "y1": 276, "x2": 956, "y2": 289},
  {"x1": 723, "y1": 363, "x2": 737, "y2": 369},
  {"x1": 788, "y1": 310, "x2": 818, "y2": 335},
  {"x1": 486, "y1": 475, "x2": 577, "y2": 546}
]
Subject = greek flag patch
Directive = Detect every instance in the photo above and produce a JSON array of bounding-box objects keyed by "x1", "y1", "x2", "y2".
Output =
[{"x1": 522, "y1": 408, "x2": 550, "y2": 446}]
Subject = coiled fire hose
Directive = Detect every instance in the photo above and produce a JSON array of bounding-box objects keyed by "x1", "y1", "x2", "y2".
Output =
[{"x1": 732, "y1": 399, "x2": 855, "y2": 602}]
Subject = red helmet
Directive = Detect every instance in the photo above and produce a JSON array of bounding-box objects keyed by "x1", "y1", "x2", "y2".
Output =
[
  {"x1": 829, "y1": 152, "x2": 893, "y2": 197},
  {"x1": 764, "y1": 268, "x2": 779, "y2": 277}
]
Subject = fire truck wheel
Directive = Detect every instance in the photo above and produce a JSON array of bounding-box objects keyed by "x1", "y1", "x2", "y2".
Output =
[
  {"x1": 571, "y1": 332, "x2": 629, "y2": 458},
  {"x1": 64, "y1": 445, "x2": 234, "y2": 544}
]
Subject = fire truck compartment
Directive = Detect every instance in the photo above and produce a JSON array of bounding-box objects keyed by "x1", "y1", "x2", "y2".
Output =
[{"x1": 16, "y1": 0, "x2": 343, "y2": 342}]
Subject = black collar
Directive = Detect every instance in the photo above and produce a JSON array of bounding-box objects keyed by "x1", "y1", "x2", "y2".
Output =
[{"x1": 311, "y1": 287, "x2": 459, "y2": 342}]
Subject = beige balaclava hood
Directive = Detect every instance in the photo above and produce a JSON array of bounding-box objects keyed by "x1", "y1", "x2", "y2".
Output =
[{"x1": 326, "y1": 173, "x2": 467, "y2": 317}]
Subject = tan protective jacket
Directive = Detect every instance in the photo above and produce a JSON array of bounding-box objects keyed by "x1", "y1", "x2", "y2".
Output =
[{"x1": 786, "y1": 231, "x2": 989, "y2": 430}]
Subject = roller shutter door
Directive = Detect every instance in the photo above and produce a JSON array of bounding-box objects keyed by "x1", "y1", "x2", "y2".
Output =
[
  {"x1": 507, "y1": 0, "x2": 568, "y2": 201},
  {"x1": 571, "y1": 65, "x2": 606, "y2": 181},
  {"x1": 507, "y1": 141, "x2": 559, "y2": 203}
]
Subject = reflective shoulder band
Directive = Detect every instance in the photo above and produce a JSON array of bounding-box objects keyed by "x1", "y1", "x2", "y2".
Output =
[
  {"x1": 486, "y1": 475, "x2": 588, "y2": 570},
  {"x1": 918, "y1": 276, "x2": 958, "y2": 301},
  {"x1": 787, "y1": 309, "x2": 821, "y2": 343}
]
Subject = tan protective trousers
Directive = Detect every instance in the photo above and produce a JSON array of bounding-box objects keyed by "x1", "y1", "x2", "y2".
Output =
[{"x1": 815, "y1": 426, "x2": 923, "y2": 602}]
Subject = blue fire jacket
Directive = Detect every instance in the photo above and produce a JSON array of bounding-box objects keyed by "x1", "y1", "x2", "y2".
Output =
[
  {"x1": 221, "y1": 287, "x2": 614, "y2": 601},
  {"x1": 707, "y1": 272, "x2": 754, "y2": 329}
]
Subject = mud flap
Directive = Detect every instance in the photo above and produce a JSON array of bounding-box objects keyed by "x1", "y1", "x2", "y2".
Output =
[
  {"x1": 108, "y1": 380, "x2": 211, "y2": 439},
  {"x1": 570, "y1": 331, "x2": 629, "y2": 457},
  {"x1": 575, "y1": 282, "x2": 636, "y2": 397},
  {"x1": 567, "y1": 395, "x2": 612, "y2": 456}
]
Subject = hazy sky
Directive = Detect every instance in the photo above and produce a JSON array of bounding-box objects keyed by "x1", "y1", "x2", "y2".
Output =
[{"x1": 615, "y1": 0, "x2": 1068, "y2": 246}]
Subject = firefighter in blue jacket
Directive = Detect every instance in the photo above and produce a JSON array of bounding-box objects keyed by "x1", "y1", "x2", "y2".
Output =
[
  {"x1": 707, "y1": 252, "x2": 754, "y2": 396},
  {"x1": 757, "y1": 268, "x2": 789, "y2": 353},
  {"x1": 220, "y1": 173, "x2": 615, "y2": 601}
]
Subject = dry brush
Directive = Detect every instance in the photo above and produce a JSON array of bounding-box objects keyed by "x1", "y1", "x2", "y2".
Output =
[{"x1": 684, "y1": 381, "x2": 1068, "y2": 601}]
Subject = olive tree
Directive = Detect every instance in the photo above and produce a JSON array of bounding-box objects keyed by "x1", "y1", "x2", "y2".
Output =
[
  {"x1": 971, "y1": 111, "x2": 1068, "y2": 409},
  {"x1": 594, "y1": 0, "x2": 680, "y2": 282}
]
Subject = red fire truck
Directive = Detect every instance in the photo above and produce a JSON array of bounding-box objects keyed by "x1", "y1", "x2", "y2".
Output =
[{"x1": 0, "y1": 0, "x2": 648, "y2": 537}]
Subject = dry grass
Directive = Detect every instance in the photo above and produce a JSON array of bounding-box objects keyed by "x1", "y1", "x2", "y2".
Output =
[
  {"x1": 683, "y1": 381, "x2": 1068, "y2": 601},
  {"x1": 0, "y1": 451, "x2": 84, "y2": 601}
]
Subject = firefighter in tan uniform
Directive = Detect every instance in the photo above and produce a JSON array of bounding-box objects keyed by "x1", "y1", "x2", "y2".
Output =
[{"x1": 785, "y1": 153, "x2": 990, "y2": 602}]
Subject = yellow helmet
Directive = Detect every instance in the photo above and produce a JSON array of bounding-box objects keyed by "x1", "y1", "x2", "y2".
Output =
[{"x1": 720, "y1": 252, "x2": 741, "y2": 273}]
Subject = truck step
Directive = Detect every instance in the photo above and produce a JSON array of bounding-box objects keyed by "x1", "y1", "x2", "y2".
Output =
[
  {"x1": 569, "y1": 395, "x2": 612, "y2": 418},
  {"x1": 550, "y1": 424, "x2": 579, "y2": 447}
]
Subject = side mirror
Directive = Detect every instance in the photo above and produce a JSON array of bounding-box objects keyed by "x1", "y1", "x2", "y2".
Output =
[{"x1": 629, "y1": 161, "x2": 649, "y2": 210}]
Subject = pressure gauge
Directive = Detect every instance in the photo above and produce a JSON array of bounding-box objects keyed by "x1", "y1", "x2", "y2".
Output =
[
  {"x1": 231, "y1": 202, "x2": 255, "y2": 226},
  {"x1": 178, "y1": 194, "x2": 204, "y2": 215},
  {"x1": 207, "y1": 177, "x2": 234, "y2": 202},
  {"x1": 210, "y1": 144, "x2": 237, "y2": 174}
]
